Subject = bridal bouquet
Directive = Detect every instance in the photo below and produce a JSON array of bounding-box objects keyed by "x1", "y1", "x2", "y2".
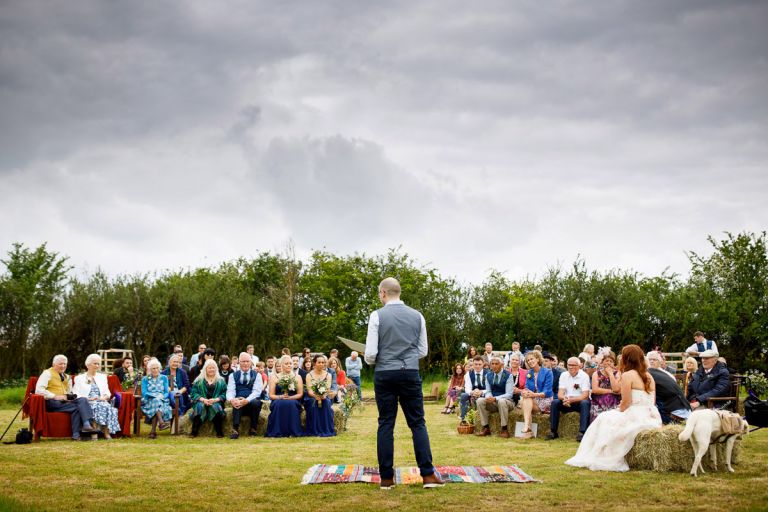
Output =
[
  {"x1": 277, "y1": 374, "x2": 296, "y2": 393},
  {"x1": 312, "y1": 379, "x2": 328, "y2": 408}
]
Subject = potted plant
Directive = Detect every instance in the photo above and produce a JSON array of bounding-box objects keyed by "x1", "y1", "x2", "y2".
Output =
[
  {"x1": 457, "y1": 408, "x2": 476, "y2": 435},
  {"x1": 745, "y1": 370, "x2": 768, "y2": 399}
]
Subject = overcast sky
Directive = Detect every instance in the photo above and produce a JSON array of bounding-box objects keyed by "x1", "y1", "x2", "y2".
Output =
[{"x1": 1, "y1": 1, "x2": 766, "y2": 284}]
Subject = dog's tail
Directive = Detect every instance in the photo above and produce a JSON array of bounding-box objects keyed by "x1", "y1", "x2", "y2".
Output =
[{"x1": 678, "y1": 419, "x2": 695, "y2": 442}]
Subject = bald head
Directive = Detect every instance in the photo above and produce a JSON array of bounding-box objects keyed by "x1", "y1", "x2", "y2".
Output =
[{"x1": 379, "y1": 277, "x2": 401, "y2": 298}]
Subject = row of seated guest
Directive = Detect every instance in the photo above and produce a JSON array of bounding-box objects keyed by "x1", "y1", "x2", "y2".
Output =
[{"x1": 266, "y1": 355, "x2": 336, "y2": 437}]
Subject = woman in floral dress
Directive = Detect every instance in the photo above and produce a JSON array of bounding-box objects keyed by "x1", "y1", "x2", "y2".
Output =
[{"x1": 73, "y1": 354, "x2": 120, "y2": 440}]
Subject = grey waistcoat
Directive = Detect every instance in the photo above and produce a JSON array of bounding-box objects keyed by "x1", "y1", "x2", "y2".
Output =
[{"x1": 375, "y1": 303, "x2": 422, "y2": 372}]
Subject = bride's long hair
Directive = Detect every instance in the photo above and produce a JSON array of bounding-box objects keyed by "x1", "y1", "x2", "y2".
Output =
[{"x1": 619, "y1": 344, "x2": 652, "y2": 393}]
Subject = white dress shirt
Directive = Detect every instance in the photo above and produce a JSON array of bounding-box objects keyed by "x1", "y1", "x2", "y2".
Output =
[{"x1": 226, "y1": 370, "x2": 264, "y2": 403}]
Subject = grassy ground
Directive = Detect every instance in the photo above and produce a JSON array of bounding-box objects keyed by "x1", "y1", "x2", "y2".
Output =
[{"x1": 0, "y1": 402, "x2": 766, "y2": 512}]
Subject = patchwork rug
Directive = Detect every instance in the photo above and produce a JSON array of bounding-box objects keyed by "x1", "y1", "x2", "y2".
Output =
[{"x1": 301, "y1": 464, "x2": 538, "y2": 485}]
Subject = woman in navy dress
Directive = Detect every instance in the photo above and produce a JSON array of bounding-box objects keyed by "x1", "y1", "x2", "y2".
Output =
[
  {"x1": 266, "y1": 355, "x2": 304, "y2": 437},
  {"x1": 304, "y1": 355, "x2": 336, "y2": 437},
  {"x1": 162, "y1": 354, "x2": 191, "y2": 415}
]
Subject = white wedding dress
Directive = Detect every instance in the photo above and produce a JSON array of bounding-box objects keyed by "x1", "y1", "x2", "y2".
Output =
[{"x1": 565, "y1": 389, "x2": 661, "y2": 472}]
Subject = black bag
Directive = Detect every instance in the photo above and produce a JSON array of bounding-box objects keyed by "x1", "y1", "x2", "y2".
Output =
[
  {"x1": 744, "y1": 394, "x2": 768, "y2": 428},
  {"x1": 15, "y1": 428, "x2": 33, "y2": 444}
]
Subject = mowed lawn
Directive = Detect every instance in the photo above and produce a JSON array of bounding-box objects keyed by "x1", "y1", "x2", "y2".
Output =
[{"x1": 0, "y1": 402, "x2": 766, "y2": 512}]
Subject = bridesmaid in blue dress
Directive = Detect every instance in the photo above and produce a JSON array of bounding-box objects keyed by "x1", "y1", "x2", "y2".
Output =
[
  {"x1": 304, "y1": 355, "x2": 336, "y2": 437},
  {"x1": 266, "y1": 355, "x2": 305, "y2": 437}
]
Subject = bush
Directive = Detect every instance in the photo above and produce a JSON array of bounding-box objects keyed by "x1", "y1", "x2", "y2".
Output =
[{"x1": 0, "y1": 387, "x2": 25, "y2": 408}]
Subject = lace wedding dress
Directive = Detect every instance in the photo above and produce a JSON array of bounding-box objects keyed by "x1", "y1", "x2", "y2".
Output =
[{"x1": 565, "y1": 389, "x2": 661, "y2": 472}]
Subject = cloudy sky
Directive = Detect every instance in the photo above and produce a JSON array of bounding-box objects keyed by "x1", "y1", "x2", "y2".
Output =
[{"x1": 1, "y1": 1, "x2": 766, "y2": 284}]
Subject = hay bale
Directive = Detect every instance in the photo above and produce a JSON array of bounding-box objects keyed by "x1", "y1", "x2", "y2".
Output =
[
  {"x1": 177, "y1": 403, "x2": 347, "y2": 436},
  {"x1": 472, "y1": 409, "x2": 581, "y2": 438},
  {"x1": 626, "y1": 424, "x2": 743, "y2": 472}
]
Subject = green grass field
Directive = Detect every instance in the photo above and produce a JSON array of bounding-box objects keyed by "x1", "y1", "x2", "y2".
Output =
[{"x1": 0, "y1": 401, "x2": 766, "y2": 512}]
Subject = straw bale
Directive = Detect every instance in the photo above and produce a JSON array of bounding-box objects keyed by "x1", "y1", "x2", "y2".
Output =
[
  {"x1": 626, "y1": 424, "x2": 743, "y2": 472},
  {"x1": 473, "y1": 409, "x2": 581, "y2": 438},
  {"x1": 177, "y1": 403, "x2": 347, "y2": 436}
]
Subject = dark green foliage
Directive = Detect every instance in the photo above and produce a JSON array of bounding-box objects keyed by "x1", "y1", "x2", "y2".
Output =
[{"x1": 0, "y1": 233, "x2": 766, "y2": 378}]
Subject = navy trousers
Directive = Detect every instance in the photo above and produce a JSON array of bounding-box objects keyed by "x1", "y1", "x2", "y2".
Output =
[
  {"x1": 46, "y1": 397, "x2": 94, "y2": 439},
  {"x1": 232, "y1": 399, "x2": 263, "y2": 430},
  {"x1": 374, "y1": 370, "x2": 434, "y2": 479},
  {"x1": 550, "y1": 398, "x2": 591, "y2": 434}
]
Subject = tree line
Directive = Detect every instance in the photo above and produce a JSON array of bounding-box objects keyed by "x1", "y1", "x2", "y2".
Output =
[{"x1": 0, "y1": 232, "x2": 766, "y2": 379}]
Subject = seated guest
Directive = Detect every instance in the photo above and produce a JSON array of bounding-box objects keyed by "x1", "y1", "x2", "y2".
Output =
[
  {"x1": 140, "y1": 355, "x2": 151, "y2": 376},
  {"x1": 114, "y1": 356, "x2": 139, "y2": 390},
  {"x1": 226, "y1": 352, "x2": 263, "y2": 439},
  {"x1": 328, "y1": 357, "x2": 346, "y2": 403},
  {"x1": 188, "y1": 348, "x2": 216, "y2": 382},
  {"x1": 480, "y1": 342, "x2": 494, "y2": 368},
  {"x1": 266, "y1": 355, "x2": 305, "y2": 437},
  {"x1": 304, "y1": 355, "x2": 336, "y2": 437},
  {"x1": 649, "y1": 365, "x2": 691, "y2": 424},
  {"x1": 265, "y1": 356, "x2": 277, "y2": 377},
  {"x1": 298, "y1": 347, "x2": 312, "y2": 369},
  {"x1": 547, "y1": 357, "x2": 592, "y2": 441},
  {"x1": 255, "y1": 361, "x2": 269, "y2": 401},
  {"x1": 442, "y1": 363, "x2": 465, "y2": 414},
  {"x1": 141, "y1": 358, "x2": 173, "y2": 439},
  {"x1": 647, "y1": 351, "x2": 676, "y2": 382},
  {"x1": 718, "y1": 356, "x2": 736, "y2": 375},
  {"x1": 219, "y1": 355, "x2": 233, "y2": 381},
  {"x1": 589, "y1": 351, "x2": 621, "y2": 421},
  {"x1": 503, "y1": 341, "x2": 524, "y2": 368},
  {"x1": 291, "y1": 355, "x2": 301, "y2": 376},
  {"x1": 298, "y1": 357, "x2": 313, "y2": 382},
  {"x1": 459, "y1": 356, "x2": 490, "y2": 424},
  {"x1": 189, "y1": 359, "x2": 227, "y2": 438},
  {"x1": 507, "y1": 353, "x2": 526, "y2": 407},
  {"x1": 543, "y1": 352, "x2": 564, "y2": 397},
  {"x1": 687, "y1": 349, "x2": 731, "y2": 409},
  {"x1": 476, "y1": 356, "x2": 515, "y2": 438},
  {"x1": 230, "y1": 354, "x2": 240, "y2": 373},
  {"x1": 682, "y1": 356, "x2": 697, "y2": 391},
  {"x1": 111, "y1": 358, "x2": 123, "y2": 375},
  {"x1": 162, "y1": 354, "x2": 191, "y2": 415},
  {"x1": 74, "y1": 354, "x2": 120, "y2": 440},
  {"x1": 520, "y1": 350, "x2": 554, "y2": 439},
  {"x1": 465, "y1": 345, "x2": 478, "y2": 363},
  {"x1": 36, "y1": 354, "x2": 98, "y2": 440}
]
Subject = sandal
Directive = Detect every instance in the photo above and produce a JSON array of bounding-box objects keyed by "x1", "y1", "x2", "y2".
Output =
[
  {"x1": 148, "y1": 432, "x2": 157, "y2": 439},
  {"x1": 520, "y1": 429, "x2": 534, "y2": 439},
  {"x1": 158, "y1": 422, "x2": 170, "y2": 431}
]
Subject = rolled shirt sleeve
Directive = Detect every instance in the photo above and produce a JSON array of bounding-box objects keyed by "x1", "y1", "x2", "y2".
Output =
[
  {"x1": 35, "y1": 370, "x2": 55, "y2": 399},
  {"x1": 417, "y1": 313, "x2": 428, "y2": 359},
  {"x1": 364, "y1": 311, "x2": 380, "y2": 365}
]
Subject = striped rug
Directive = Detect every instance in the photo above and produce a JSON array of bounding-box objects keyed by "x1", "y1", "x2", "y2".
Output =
[{"x1": 301, "y1": 464, "x2": 538, "y2": 485}]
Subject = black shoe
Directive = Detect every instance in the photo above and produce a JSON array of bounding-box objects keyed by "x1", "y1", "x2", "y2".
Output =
[
  {"x1": 248, "y1": 429, "x2": 258, "y2": 437},
  {"x1": 380, "y1": 478, "x2": 395, "y2": 490},
  {"x1": 230, "y1": 430, "x2": 239, "y2": 440},
  {"x1": 545, "y1": 432, "x2": 559, "y2": 440},
  {"x1": 81, "y1": 422, "x2": 99, "y2": 433},
  {"x1": 576, "y1": 432, "x2": 584, "y2": 442}
]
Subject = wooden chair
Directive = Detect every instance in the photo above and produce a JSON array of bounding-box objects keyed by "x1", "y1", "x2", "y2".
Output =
[
  {"x1": 134, "y1": 387, "x2": 180, "y2": 436},
  {"x1": 707, "y1": 374, "x2": 743, "y2": 412},
  {"x1": 423, "y1": 382, "x2": 441, "y2": 401}
]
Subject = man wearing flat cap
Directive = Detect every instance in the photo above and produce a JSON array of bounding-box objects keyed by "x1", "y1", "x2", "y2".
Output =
[{"x1": 686, "y1": 349, "x2": 731, "y2": 409}]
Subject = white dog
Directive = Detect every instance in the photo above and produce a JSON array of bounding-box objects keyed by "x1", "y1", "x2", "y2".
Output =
[{"x1": 678, "y1": 408, "x2": 749, "y2": 477}]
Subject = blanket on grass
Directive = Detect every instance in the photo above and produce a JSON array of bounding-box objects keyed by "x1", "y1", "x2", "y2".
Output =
[{"x1": 301, "y1": 464, "x2": 537, "y2": 485}]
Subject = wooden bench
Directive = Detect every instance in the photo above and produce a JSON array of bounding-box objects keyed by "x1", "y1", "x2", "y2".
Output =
[{"x1": 423, "y1": 383, "x2": 441, "y2": 401}]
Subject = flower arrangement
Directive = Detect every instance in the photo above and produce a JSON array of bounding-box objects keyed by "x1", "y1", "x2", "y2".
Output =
[
  {"x1": 122, "y1": 370, "x2": 141, "y2": 392},
  {"x1": 277, "y1": 374, "x2": 296, "y2": 393},
  {"x1": 744, "y1": 369, "x2": 768, "y2": 399},
  {"x1": 340, "y1": 384, "x2": 362, "y2": 418},
  {"x1": 464, "y1": 407, "x2": 477, "y2": 426},
  {"x1": 311, "y1": 379, "x2": 328, "y2": 408}
]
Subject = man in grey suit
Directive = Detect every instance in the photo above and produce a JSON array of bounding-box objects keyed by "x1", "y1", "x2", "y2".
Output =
[{"x1": 365, "y1": 277, "x2": 444, "y2": 490}]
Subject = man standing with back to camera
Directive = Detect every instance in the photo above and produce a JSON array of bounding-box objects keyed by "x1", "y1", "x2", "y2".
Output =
[{"x1": 365, "y1": 277, "x2": 444, "y2": 490}]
